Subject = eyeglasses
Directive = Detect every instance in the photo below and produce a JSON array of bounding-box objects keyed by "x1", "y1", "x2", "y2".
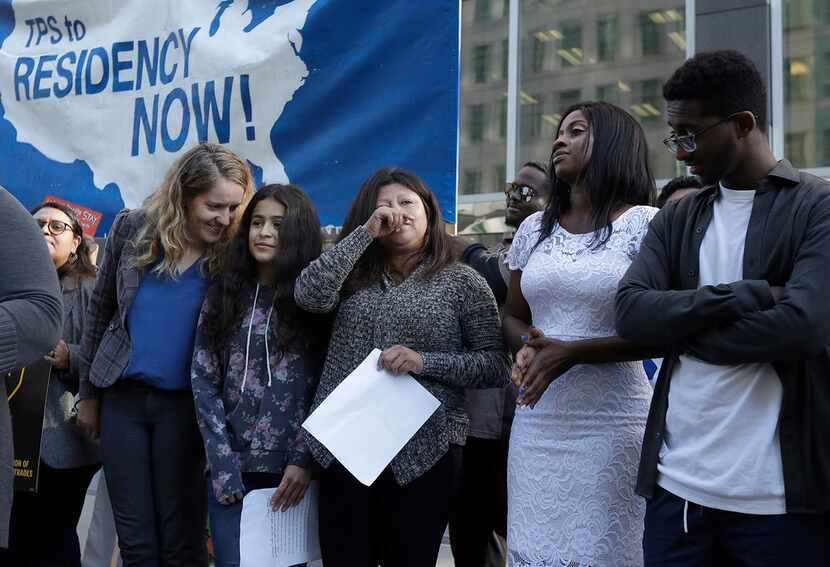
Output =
[
  {"x1": 504, "y1": 183, "x2": 537, "y2": 203},
  {"x1": 36, "y1": 219, "x2": 75, "y2": 236},
  {"x1": 662, "y1": 113, "x2": 741, "y2": 154}
]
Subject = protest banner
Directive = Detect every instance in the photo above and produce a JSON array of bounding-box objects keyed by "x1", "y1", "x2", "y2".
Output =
[
  {"x1": 4, "y1": 359, "x2": 51, "y2": 492},
  {"x1": 43, "y1": 195, "x2": 103, "y2": 235},
  {"x1": 0, "y1": 0, "x2": 460, "y2": 233}
]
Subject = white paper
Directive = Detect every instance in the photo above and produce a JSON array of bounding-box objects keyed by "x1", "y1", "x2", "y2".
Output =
[
  {"x1": 239, "y1": 482, "x2": 321, "y2": 567},
  {"x1": 302, "y1": 349, "x2": 441, "y2": 486}
]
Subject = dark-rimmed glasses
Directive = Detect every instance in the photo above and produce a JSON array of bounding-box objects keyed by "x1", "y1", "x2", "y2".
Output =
[
  {"x1": 36, "y1": 219, "x2": 75, "y2": 236},
  {"x1": 504, "y1": 183, "x2": 537, "y2": 203},
  {"x1": 662, "y1": 113, "x2": 741, "y2": 154}
]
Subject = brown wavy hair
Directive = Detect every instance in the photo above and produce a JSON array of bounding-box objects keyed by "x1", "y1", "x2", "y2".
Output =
[
  {"x1": 131, "y1": 143, "x2": 254, "y2": 277},
  {"x1": 338, "y1": 167, "x2": 454, "y2": 290}
]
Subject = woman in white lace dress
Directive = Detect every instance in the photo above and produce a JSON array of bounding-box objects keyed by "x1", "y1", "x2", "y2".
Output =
[{"x1": 503, "y1": 102, "x2": 660, "y2": 567}]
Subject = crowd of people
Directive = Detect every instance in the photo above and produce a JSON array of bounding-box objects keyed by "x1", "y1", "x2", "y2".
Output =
[{"x1": 0, "y1": 49, "x2": 828, "y2": 567}]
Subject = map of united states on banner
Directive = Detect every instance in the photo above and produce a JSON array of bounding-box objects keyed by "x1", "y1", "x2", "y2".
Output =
[{"x1": 0, "y1": 0, "x2": 460, "y2": 233}]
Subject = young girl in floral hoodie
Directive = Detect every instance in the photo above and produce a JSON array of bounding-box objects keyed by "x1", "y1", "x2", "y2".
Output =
[{"x1": 191, "y1": 184, "x2": 328, "y2": 567}]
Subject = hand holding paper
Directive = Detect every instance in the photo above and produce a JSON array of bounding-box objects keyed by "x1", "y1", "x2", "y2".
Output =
[{"x1": 302, "y1": 349, "x2": 440, "y2": 486}]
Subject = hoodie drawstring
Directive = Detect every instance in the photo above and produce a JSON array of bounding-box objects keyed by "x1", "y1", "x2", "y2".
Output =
[
  {"x1": 241, "y1": 283, "x2": 274, "y2": 393},
  {"x1": 683, "y1": 499, "x2": 689, "y2": 534}
]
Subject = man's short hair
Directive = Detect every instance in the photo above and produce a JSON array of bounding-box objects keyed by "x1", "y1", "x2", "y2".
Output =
[
  {"x1": 657, "y1": 175, "x2": 703, "y2": 208},
  {"x1": 663, "y1": 50, "x2": 767, "y2": 131}
]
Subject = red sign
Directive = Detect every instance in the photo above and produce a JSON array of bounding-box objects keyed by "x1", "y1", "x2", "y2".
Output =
[{"x1": 43, "y1": 195, "x2": 103, "y2": 236}]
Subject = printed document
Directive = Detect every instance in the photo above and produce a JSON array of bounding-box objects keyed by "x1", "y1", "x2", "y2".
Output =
[{"x1": 240, "y1": 482, "x2": 321, "y2": 567}]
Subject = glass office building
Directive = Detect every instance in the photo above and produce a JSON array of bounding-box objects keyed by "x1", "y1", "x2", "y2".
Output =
[{"x1": 458, "y1": 0, "x2": 829, "y2": 240}]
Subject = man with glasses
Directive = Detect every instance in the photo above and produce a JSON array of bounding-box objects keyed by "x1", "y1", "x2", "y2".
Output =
[
  {"x1": 616, "y1": 50, "x2": 830, "y2": 565},
  {"x1": 449, "y1": 162, "x2": 551, "y2": 567}
]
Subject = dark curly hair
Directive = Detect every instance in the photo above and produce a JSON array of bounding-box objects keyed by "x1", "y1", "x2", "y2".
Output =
[
  {"x1": 200, "y1": 184, "x2": 329, "y2": 363},
  {"x1": 537, "y1": 101, "x2": 654, "y2": 249},
  {"x1": 663, "y1": 50, "x2": 767, "y2": 131},
  {"x1": 30, "y1": 201, "x2": 97, "y2": 281},
  {"x1": 656, "y1": 175, "x2": 703, "y2": 208}
]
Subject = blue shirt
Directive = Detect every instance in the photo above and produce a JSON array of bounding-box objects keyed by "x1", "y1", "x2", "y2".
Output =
[{"x1": 124, "y1": 261, "x2": 209, "y2": 390}]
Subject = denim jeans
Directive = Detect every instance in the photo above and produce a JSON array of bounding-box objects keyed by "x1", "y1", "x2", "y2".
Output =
[{"x1": 100, "y1": 380, "x2": 208, "y2": 567}]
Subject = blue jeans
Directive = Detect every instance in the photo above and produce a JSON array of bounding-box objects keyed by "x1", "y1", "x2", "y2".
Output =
[
  {"x1": 644, "y1": 485, "x2": 830, "y2": 566},
  {"x1": 207, "y1": 489, "x2": 243, "y2": 567},
  {"x1": 207, "y1": 475, "x2": 306, "y2": 567}
]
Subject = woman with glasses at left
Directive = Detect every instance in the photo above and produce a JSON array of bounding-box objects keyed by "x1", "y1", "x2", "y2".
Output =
[{"x1": 0, "y1": 202, "x2": 101, "y2": 567}]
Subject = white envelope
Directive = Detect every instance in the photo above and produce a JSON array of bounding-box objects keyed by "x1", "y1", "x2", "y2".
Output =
[{"x1": 302, "y1": 348, "x2": 441, "y2": 486}]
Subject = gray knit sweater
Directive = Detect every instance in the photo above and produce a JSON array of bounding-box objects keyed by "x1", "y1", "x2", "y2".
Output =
[
  {"x1": 295, "y1": 225, "x2": 509, "y2": 485},
  {"x1": 0, "y1": 187, "x2": 63, "y2": 548}
]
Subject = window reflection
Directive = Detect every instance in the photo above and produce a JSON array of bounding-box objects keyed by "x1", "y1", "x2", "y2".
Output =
[
  {"x1": 458, "y1": 0, "x2": 688, "y2": 237},
  {"x1": 783, "y1": 0, "x2": 830, "y2": 169}
]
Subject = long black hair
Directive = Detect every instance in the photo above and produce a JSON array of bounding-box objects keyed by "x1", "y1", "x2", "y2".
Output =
[
  {"x1": 30, "y1": 202, "x2": 98, "y2": 281},
  {"x1": 538, "y1": 101, "x2": 654, "y2": 248},
  {"x1": 201, "y1": 184, "x2": 328, "y2": 360},
  {"x1": 339, "y1": 167, "x2": 454, "y2": 290}
]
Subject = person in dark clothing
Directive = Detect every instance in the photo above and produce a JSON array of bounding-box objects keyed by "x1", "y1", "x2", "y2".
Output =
[
  {"x1": 616, "y1": 50, "x2": 830, "y2": 566},
  {"x1": 0, "y1": 187, "x2": 63, "y2": 550},
  {"x1": 447, "y1": 162, "x2": 551, "y2": 567},
  {"x1": 655, "y1": 175, "x2": 702, "y2": 208},
  {"x1": 1, "y1": 203, "x2": 101, "y2": 567}
]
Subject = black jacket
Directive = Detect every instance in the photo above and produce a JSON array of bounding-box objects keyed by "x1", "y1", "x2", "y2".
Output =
[{"x1": 615, "y1": 160, "x2": 830, "y2": 514}]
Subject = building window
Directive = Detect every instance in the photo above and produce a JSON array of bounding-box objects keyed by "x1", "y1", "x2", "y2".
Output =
[
  {"x1": 531, "y1": 35, "x2": 546, "y2": 74},
  {"x1": 494, "y1": 164, "x2": 506, "y2": 187},
  {"x1": 821, "y1": 128, "x2": 830, "y2": 165},
  {"x1": 469, "y1": 104, "x2": 486, "y2": 142},
  {"x1": 596, "y1": 83, "x2": 621, "y2": 106},
  {"x1": 631, "y1": 79, "x2": 662, "y2": 121},
  {"x1": 597, "y1": 14, "x2": 618, "y2": 63},
  {"x1": 785, "y1": 57, "x2": 811, "y2": 102},
  {"x1": 501, "y1": 39, "x2": 509, "y2": 80},
  {"x1": 558, "y1": 89, "x2": 581, "y2": 113},
  {"x1": 521, "y1": 95, "x2": 544, "y2": 142},
  {"x1": 463, "y1": 169, "x2": 483, "y2": 195},
  {"x1": 474, "y1": 0, "x2": 491, "y2": 23},
  {"x1": 499, "y1": 97, "x2": 507, "y2": 139},
  {"x1": 785, "y1": 0, "x2": 811, "y2": 29},
  {"x1": 819, "y1": 50, "x2": 830, "y2": 99},
  {"x1": 640, "y1": 11, "x2": 662, "y2": 56},
  {"x1": 473, "y1": 44, "x2": 492, "y2": 84},
  {"x1": 560, "y1": 22, "x2": 583, "y2": 67},
  {"x1": 786, "y1": 132, "x2": 807, "y2": 167}
]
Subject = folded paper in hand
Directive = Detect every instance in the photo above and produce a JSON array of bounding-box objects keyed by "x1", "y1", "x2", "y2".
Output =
[{"x1": 302, "y1": 348, "x2": 441, "y2": 486}]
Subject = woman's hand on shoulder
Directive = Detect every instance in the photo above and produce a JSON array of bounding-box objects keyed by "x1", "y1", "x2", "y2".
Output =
[
  {"x1": 378, "y1": 345, "x2": 424, "y2": 375},
  {"x1": 364, "y1": 206, "x2": 404, "y2": 238},
  {"x1": 271, "y1": 465, "x2": 311, "y2": 512}
]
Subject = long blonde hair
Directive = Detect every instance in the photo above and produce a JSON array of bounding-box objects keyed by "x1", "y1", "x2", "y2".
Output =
[{"x1": 131, "y1": 143, "x2": 254, "y2": 277}]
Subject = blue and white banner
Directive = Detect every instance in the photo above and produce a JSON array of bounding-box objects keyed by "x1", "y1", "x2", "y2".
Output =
[{"x1": 0, "y1": 0, "x2": 460, "y2": 234}]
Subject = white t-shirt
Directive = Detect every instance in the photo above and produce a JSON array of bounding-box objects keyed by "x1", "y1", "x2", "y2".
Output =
[{"x1": 657, "y1": 184, "x2": 786, "y2": 514}]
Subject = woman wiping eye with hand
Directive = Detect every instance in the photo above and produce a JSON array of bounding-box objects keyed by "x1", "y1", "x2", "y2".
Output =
[{"x1": 191, "y1": 184, "x2": 328, "y2": 567}]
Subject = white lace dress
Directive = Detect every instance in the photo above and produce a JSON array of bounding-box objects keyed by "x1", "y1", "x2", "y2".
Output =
[{"x1": 506, "y1": 206, "x2": 658, "y2": 567}]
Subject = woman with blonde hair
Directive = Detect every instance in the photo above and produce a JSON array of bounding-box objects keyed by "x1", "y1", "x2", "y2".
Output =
[{"x1": 77, "y1": 143, "x2": 252, "y2": 566}]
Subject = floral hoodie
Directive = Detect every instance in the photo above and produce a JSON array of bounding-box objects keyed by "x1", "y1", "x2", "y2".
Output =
[{"x1": 191, "y1": 283, "x2": 316, "y2": 501}]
